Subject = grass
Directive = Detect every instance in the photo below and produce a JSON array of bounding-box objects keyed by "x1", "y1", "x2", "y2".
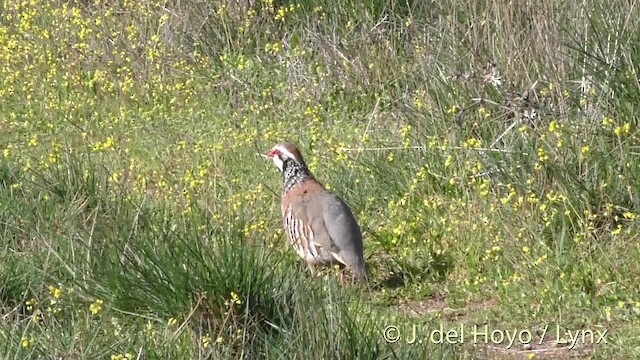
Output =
[{"x1": 1, "y1": 0, "x2": 639, "y2": 358}]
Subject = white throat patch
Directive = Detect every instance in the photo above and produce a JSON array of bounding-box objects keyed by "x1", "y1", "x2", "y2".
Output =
[
  {"x1": 270, "y1": 146, "x2": 297, "y2": 172},
  {"x1": 272, "y1": 154, "x2": 284, "y2": 171}
]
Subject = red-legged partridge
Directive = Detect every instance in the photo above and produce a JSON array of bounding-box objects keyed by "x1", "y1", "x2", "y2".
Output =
[{"x1": 266, "y1": 142, "x2": 368, "y2": 284}]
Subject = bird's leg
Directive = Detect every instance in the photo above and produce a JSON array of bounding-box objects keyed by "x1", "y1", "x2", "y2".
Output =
[
  {"x1": 339, "y1": 269, "x2": 345, "y2": 286},
  {"x1": 308, "y1": 263, "x2": 316, "y2": 277}
]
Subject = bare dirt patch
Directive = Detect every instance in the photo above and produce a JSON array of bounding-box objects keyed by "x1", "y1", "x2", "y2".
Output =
[
  {"x1": 477, "y1": 339, "x2": 596, "y2": 359},
  {"x1": 397, "y1": 296, "x2": 497, "y2": 321}
]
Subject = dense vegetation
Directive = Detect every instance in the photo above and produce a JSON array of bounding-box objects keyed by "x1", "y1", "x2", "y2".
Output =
[{"x1": 1, "y1": 0, "x2": 639, "y2": 358}]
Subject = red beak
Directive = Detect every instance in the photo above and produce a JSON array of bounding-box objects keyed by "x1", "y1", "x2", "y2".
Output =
[{"x1": 266, "y1": 149, "x2": 276, "y2": 158}]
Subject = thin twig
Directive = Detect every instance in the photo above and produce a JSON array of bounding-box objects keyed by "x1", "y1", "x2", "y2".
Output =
[
  {"x1": 172, "y1": 293, "x2": 206, "y2": 338},
  {"x1": 336, "y1": 146, "x2": 527, "y2": 155},
  {"x1": 338, "y1": 146, "x2": 424, "y2": 152},
  {"x1": 120, "y1": 195, "x2": 146, "y2": 267},
  {"x1": 362, "y1": 97, "x2": 381, "y2": 140},
  {"x1": 369, "y1": 14, "x2": 388, "y2": 33},
  {"x1": 489, "y1": 119, "x2": 521, "y2": 149},
  {"x1": 86, "y1": 203, "x2": 98, "y2": 265}
]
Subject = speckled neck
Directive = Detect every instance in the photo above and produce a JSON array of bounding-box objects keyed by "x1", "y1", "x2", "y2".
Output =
[{"x1": 282, "y1": 159, "x2": 313, "y2": 193}]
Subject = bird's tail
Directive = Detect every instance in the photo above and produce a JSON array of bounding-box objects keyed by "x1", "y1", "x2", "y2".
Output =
[{"x1": 352, "y1": 260, "x2": 369, "y2": 282}]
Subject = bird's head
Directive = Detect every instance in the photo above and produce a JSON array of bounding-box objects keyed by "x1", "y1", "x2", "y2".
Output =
[{"x1": 266, "y1": 142, "x2": 306, "y2": 172}]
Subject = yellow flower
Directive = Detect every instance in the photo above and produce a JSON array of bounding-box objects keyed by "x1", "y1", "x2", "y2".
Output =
[
  {"x1": 478, "y1": 107, "x2": 490, "y2": 118},
  {"x1": 614, "y1": 122, "x2": 631, "y2": 135},
  {"x1": 28, "y1": 134, "x2": 38, "y2": 147},
  {"x1": 611, "y1": 224, "x2": 622, "y2": 235},
  {"x1": 202, "y1": 334, "x2": 211, "y2": 348},
  {"x1": 26, "y1": 298, "x2": 37, "y2": 311},
  {"x1": 103, "y1": 136, "x2": 115, "y2": 149},
  {"x1": 48, "y1": 285, "x2": 63, "y2": 299},
  {"x1": 405, "y1": 17, "x2": 412, "y2": 27},
  {"x1": 89, "y1": 299, "x2": 104, "y2": 315},
  {"x1": 21, "y1": 336, "x2": 32, "y2": 348},
  {"x1": 464, "y1": 138, "x2": 482, "y2": 148},
  {"x1": 230, "y1": 292, "x2": 242, "y2": 305},
  {"x1": 167, "y1": 317, "x2": 178, "y2": 326},
  {"x1": 387, "y1": 152, "x2": 394, "y2": 162},
  {"x1": 111, "y1": 354, "x2": 133, "y2": 360},
  {"x1": 444, "y1": 155, "x2": 453, "y2": 168},
  {"x1": 537, "y1": 147, "x2": 549, "y2": 162}
]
